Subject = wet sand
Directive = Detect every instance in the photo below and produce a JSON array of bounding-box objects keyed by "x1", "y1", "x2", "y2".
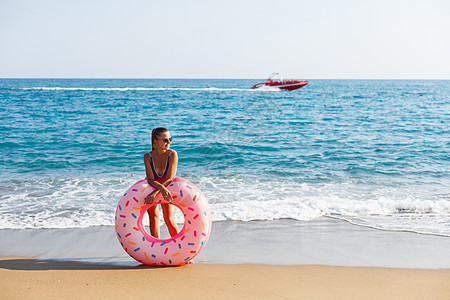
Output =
[{"x1": 0, "y1": 218, "x2": 449, "y2": 268}]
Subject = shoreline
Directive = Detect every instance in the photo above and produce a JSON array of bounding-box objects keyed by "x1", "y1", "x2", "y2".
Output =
[{"x1": 324, "y1": 216, "x2": 450, "y2": 238}]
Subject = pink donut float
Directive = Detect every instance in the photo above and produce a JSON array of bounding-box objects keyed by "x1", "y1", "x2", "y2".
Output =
[{"x1": 115, "y1": 177, "x2": 212, "y2": 266}]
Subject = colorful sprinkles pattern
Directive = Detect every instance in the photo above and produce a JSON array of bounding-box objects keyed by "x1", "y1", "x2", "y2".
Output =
[{"x1": 115, "y1": 177, "x2": 212, "y2": 266}]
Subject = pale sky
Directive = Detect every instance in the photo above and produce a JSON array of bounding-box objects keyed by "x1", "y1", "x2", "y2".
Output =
[{"x1": 1, "y1": 0, "x2": 449, "y2": 79}]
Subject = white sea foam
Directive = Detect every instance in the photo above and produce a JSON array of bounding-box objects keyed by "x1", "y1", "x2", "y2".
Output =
[
  {"x1": 1, "y1": 175, "x2": 448, "y2": 236},
  {"x1": 251, "y1": 85, "x2": 281, "y2": 91}
]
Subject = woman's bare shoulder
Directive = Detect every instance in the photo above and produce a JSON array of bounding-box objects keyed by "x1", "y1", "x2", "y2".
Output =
[
  {"x1": 143, "y1": 152, "x2": 151, "y2": 161},
  {"x1": 169, "y1": 149, "x2": 178, "y2": 160}
]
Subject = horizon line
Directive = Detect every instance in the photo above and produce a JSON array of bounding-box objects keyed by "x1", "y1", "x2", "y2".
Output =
[{"x1": 1, "y1": 77, "x2": 449, "y2": 81}]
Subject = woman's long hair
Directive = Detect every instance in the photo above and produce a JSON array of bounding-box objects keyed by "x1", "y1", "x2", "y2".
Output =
[{"x1": 151, "y1": 127, "x2": 169, "y2": 150}]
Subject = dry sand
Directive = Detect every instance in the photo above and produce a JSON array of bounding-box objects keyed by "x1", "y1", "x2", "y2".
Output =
[{"x1": 1, "y1": 257, "x2": 449, "y2": 299}]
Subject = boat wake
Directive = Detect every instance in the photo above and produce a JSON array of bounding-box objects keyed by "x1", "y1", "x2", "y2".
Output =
[
  {"x1": 16, "y1": 87, "x2": 280, "y2": 92},
  {"x1": 251, "y1": 85, "x2": 281, "y2": 91}
]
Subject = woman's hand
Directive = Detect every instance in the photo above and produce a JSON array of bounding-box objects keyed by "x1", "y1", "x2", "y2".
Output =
[
  {"x1": 144, "y1": 187, "x2": 172, "y2": 204},
  {"x1": 144, "y1": 192, "x2": 157, "y2": 204},
  {"x1": 159, "y1": 186, "x2": 173, "y2": 203}
]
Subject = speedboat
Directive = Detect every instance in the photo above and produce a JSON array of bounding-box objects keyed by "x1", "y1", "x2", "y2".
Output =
[{"x1": 251, "y1": 73, "x2": 309, "y2": 90}]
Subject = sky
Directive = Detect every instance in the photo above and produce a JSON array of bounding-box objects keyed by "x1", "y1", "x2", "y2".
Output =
[{"x1": 0, "y1": 0, "x2": 449, "y2": 79}]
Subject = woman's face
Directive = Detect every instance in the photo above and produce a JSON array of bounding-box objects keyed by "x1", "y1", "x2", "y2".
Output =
[{"x1": 154, "y1": 131, "x2": 172, "y2": 150}]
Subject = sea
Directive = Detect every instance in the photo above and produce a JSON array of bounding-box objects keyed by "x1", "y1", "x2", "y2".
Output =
[{"x1": 0, "y1": 79, "x2": 449, "y2": 236}]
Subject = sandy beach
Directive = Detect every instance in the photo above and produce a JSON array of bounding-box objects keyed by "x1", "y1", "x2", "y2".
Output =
[
  {"x1": 0, "y1": 258, "x2": 449, "y2": 299},
  {"x1": 1, "y1": 219, "x2": 450, "y2": 299}
]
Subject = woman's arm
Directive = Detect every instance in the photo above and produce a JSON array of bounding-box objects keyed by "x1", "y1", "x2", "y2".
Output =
[{"x1": 162, "y1": 150, "x2": 178, "y2": 185}]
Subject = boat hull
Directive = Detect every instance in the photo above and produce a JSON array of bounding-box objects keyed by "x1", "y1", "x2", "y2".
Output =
[{"x1": 251, "y1": 80, "x2": 309, "y2": 90}]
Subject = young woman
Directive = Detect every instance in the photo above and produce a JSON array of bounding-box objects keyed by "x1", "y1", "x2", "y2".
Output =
[{"x1": 143, "y1": 127, "x2": 179, "y2": 239}]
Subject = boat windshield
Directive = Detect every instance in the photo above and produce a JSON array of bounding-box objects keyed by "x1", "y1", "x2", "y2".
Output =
[{"x1": 268, "y1": 73, "x2": 288, "y2": 83}]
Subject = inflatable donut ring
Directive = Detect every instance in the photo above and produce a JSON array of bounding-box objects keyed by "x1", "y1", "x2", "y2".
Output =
[{"x1": 115, "y1": 177, "x2": 212, "y2": 266}]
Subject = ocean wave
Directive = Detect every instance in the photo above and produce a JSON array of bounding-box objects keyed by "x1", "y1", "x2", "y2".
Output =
[{"x1": 0, "y1": 175, "x2": 448, "y2": 236}]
